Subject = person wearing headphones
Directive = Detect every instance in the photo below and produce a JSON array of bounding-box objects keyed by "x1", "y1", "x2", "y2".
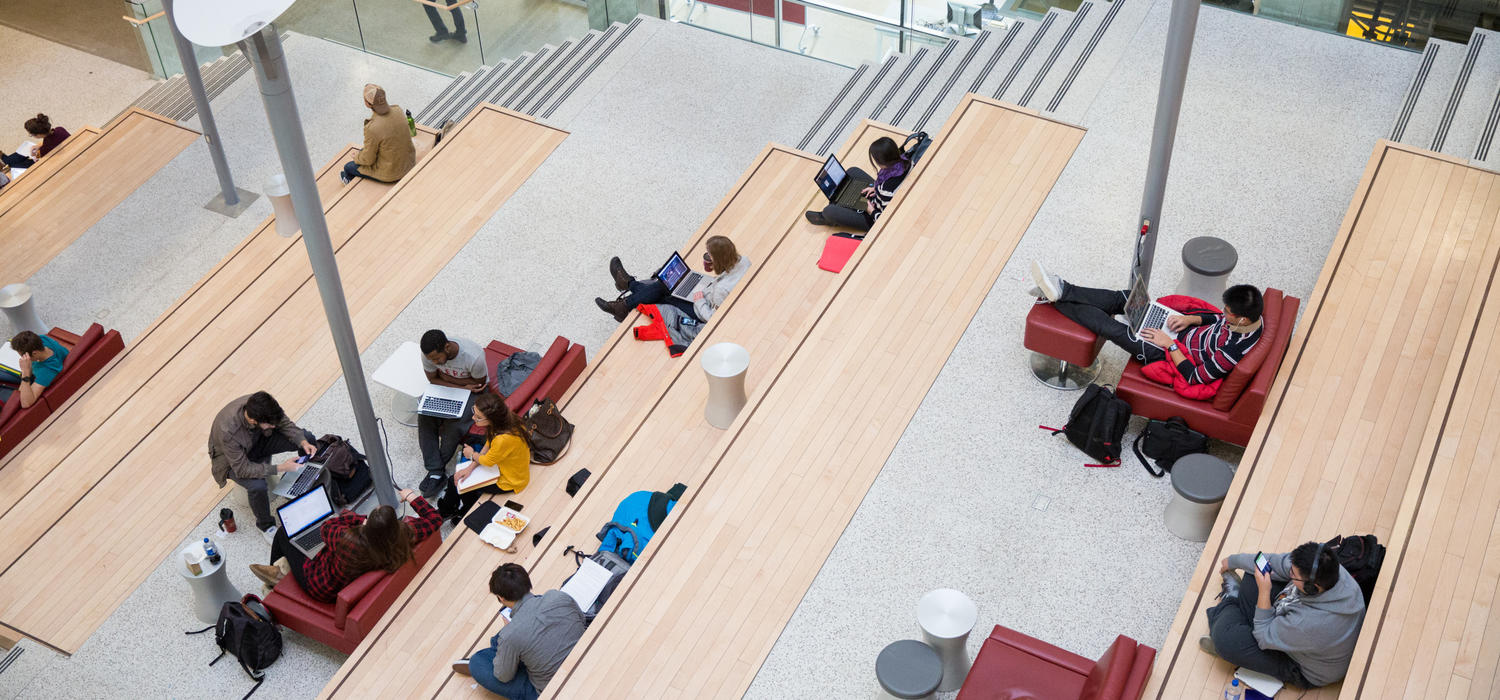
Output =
[{"x1": 1199, "y1": 541, "x2": 1367, "y2": 688}]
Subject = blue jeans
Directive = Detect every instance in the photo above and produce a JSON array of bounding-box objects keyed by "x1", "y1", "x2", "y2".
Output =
[
  {"x1": 342, "y1": 160, "x2": 387, "y2": 183},
  {"x1": 469, "y1": 646, "x2": 539, "y2": 700},
  {"x1": 626, "y1": 278, "x2": 698, "y2": 319}
]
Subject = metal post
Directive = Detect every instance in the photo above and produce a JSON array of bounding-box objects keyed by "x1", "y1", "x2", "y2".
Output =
[
  {"x1": 241, "y1": 27, "x2": 398, "y2": 509},
  {"x1": 162, "y1": 0, "x2": 257, "y2": 217},
  {"x1": 1129, "y1": 0, "x2": 1201, "y2": 295}
]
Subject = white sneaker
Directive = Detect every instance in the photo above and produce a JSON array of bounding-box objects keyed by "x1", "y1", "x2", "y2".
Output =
[
  {"x1": 262, "y1": 525, "x2": 278, "y2": 544},
  {"x1": 1030, "y1": 261, "x2": 1063, "y2": 302}
]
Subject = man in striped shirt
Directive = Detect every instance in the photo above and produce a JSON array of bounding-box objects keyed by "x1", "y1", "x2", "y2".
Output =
[{"x1": 1030, "y1": 262, "x2": 1264, "y2": 384}]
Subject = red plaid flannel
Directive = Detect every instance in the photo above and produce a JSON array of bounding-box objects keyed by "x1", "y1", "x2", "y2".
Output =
[{"x1": 302, "y1": 496, "x2": 441, "y2": 603}]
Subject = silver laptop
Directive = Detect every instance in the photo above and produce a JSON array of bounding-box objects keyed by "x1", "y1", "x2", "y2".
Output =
[
  {"x1": 271, "y1": 442, "x2": 335, "y2": 499},
  {"x1": 276, "y1": 483, "x2": 335, "y2": 557},
  {"x1": 417, "y1": 383, "x2": 472, "y2": 419},
  {"x1": 656, "y1": 252, "x2": 712, "y2": 303},
  {"x1": 1123, "y1": 274, "x2": 1180, "y2": 342}
]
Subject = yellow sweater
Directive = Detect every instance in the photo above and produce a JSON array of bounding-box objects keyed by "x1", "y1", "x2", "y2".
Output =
[{"x1": 475, "y1": 433, "x2": 530, "y2": 493}]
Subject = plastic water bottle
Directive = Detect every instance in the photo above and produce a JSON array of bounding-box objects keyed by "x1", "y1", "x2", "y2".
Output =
[
  {"x1": 1224, "y1": 678, "x2": 1242, "y2": 700},
  {"x1": 202, "y1": 537, "x2": 221, "y2": 565},
  {"x1": 406, "y1": 109, "x2": 417, "y2": 137}
]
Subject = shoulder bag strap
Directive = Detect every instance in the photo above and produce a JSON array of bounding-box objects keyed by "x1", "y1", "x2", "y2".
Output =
[{"x1": 1133, "y1": 429, "x2": 1165, "y2": 478}]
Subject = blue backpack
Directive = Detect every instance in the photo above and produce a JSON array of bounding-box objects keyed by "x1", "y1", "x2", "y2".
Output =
[{"x1": 563, "y1": 483, "x2": 686, "y2": 623}]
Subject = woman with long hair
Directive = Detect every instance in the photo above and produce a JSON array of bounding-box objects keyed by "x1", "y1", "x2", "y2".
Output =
[
  {"x1": 804, "y1": 136, "x2": 909, "y2": 232},
  {"x1": 594, "y1": 235, "x2": 752, "y2": 324},
  {"x1": 438, "y1": 392, "x2": 531, "y2": 522},
  {"x1": 250, "y1": 487, "x2": 442, "y2": 602}
]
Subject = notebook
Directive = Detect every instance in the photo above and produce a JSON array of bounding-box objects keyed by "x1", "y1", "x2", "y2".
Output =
[
  {"x1": 1234, "y1": 668, "x2": 1283, "y2": 696},
  {"x1": 561, "y1": 558, "x2": 615, "y2": 611},
  {"x1": 0, "y1": 342, "x2": 21, "y2": 378},
  {"x1": 818, "y1": 233, "x2": 862, "y2": 273},
  {"x1": 454, "y1": 459, "x2": 501, "y2": 494}
]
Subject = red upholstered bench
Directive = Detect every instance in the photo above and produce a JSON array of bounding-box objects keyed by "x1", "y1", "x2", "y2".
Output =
[
  {"x1": 469, "y1": 336, "x2": 586, "y2": 439},
  {"x1": 1024, "y1": 303, "x2": 1104, "y2": 390},
  {"x1": 957, "y1": 625, "x2": 1155, "y2": 700},
  {"x1": 0, "y1": 323, "x2": 124, "y2": 461}
]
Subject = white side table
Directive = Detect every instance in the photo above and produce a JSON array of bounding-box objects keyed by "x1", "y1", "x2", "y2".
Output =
[
  {"x1": 371, "y1": 341, "x2": 429, "y2": 427},
  {"x1": 917, "y1": 588, "x2": 978, "y2": 692},
  {"x1": 178, "y1": 542, "x2": 241, "y2": 624},
  {"x1": 0, "y1": 283, "x2": 47, "y2": 335},
  {"x1": 701, "y1": 342, "x2": 749, "y2": 429}
]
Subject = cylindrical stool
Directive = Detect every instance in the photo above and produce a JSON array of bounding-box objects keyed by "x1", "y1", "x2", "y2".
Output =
[
  {"x1": 0, "y1": 283, "x2": 47, "y2": 335},
  {"x1": 1179, "y1": 236, "x2": 1238, "y2": 302},
  {"x1": 917, "y1": 588, "x2": 978, "y2": 691},
  {"x1": 177, "y1": 544, "x2": 242, "y2": 624},
  {"x1": 390, "y1": 391, "x2": 419, "y2": 427},
  {"x1": 265, "y1": 174, "x2": 300, "y2": 238},
  {"x1": 1164, "y1": 453, "x2": 1235, "y2": 541},
  {"x1": 874, "y1": 639, "x2": 942, "y2": 700},
  {"x1": 701, "y1": 342, "x2": 749, "y2": 429}
]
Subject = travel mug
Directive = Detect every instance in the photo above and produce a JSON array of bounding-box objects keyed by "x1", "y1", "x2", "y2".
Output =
[{"x1": 219, "y1": 507, "x2": 236, "y2": 533}]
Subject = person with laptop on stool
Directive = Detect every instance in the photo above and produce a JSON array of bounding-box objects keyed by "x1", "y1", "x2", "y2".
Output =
[
  {"x1": 418, "y1": 329, "x2": 489, "y2": 499},
  {"x1": 803, "y1": 136, "x2": 908, "y2": 233},
  {"x1": 209, "y1": 391, "x2": 318, "y2": 542},
  {"x1": 437, "y1": 393, "x2": 530, "y2": 524},
  {"x1": 249, "y1": 486, "x2": 442, "y2": 599},
  {"x1": 1028, "y1": 262, "x2": 1264, "y2": 382},
  {"x1": 594, "y1": 235, "x2": 751, "y2": 323},
  {"x1": 452, "y1": 563, "x2": 586, "y2": 700}
]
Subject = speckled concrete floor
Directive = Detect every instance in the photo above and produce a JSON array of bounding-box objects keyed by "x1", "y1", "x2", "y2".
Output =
[{"x1": 0, "y1": 24, "x2": 155, "y2": 148}]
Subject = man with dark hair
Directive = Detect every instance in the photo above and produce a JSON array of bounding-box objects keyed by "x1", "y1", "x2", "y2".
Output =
[
  {"x1": 452, "y1": 563, "x2": 586, "y2": 699},
  {"x1": 1200, "y1": 542, "x2": 1367, "y2": 687},
  {"x1": 1029, "y1": 262, "x2": 1264, "y2": 385},
  {"x1": 209, "y1": 391, "x2": 318, "y2": 541},
  {"x1": 8, "y1": 330, "x2": 68, "y2": 409},
  {"x1": 417, "y1": 329, "x2": 489, "y2": 499}
]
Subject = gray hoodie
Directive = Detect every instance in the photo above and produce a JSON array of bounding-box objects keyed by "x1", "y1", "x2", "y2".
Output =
[{"x1": 1228, "y1": 551, "x2": 1367, "y2": 686}]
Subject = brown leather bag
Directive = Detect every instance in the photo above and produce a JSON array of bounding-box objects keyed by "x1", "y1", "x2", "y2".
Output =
[{"x1": 523, "y1": 398, "x2": 573, "y2": 465}]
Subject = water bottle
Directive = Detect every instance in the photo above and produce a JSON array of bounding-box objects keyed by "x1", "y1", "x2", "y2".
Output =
[
  {"x1": 406, "y1": 109, "x2": 417, "y2": 138},
  {"x1": 1223, "y1": 678, "x2": 1242, "y2": 700},
  {"x1": 202, "y1": 537, "x2": 221, "y2": 565}
]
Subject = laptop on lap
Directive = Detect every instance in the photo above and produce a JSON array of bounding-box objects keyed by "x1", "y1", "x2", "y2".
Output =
[
  {"x1": 276, "y1": 483, "x2": 336, "y2": 557},
  {"x1": 814, "y1": 154, "x2": 875, "y2": 210},
  {"x1": 417, "y1": 383, "x2": 472, "y2": 420},
  {"x1": 1123, "y1": 275, "x2": 1180, "y2": 343},
  {"x1": 656, "y1": 252, "x2": 712, "y2": 303}
]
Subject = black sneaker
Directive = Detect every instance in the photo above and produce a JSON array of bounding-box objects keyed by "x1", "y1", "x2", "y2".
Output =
[
  {"x1": 804, "y1": 210, "x2": 826, "y2": 225},
  {"x1": 419, "y1": 473, "x2": 446, "y2": 499},
  {"x1": 453, "y1": 32, "x2": 468, "y2": 43},
  {"x1": 429, "y1": 32, "x2": 450, "y2": 43}
]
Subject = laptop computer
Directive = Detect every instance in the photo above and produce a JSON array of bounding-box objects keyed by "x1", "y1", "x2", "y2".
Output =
[
  {"x1": 1123, "y1": 274, "x2": 1180, "y2": 343},
  {"x1": 271, "y1": 441, "x2": 336, "y2": 499},
  {"x1": 656, "y1": 252, "x2": 712, "y2": 303},
  {"x1": 417, "y1": 383, "x2": 472, "y2": 420},
  {"x1": 814, "y1": 154, "x2": 875, "y2": 210},
  {"x1": 276, "y1": 483, "x2": 336, "y2": 557}
]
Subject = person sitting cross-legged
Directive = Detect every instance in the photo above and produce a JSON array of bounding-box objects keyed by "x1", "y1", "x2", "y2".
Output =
[
  {"x1": 417, "y1": 329, "x2": 489, "y2": 499},
  {"x1": 452, "y1": 563, "x2": 587, "y2": 700}
]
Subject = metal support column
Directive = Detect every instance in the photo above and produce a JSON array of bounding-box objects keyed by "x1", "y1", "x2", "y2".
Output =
[
  {"x1": 240, "y1": 26, "x2": 398, "y2": 509},
  {"x1": 162, "y1": 0, "x2": 257, "y2": 217}
]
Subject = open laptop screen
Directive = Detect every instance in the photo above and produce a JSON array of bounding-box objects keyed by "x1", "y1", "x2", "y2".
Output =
[
  {"x1": 277, "y1": 483, "x2": 333, "y2": 537},
  {"x1": 657, "y1": 253, "x2": 689, "y2": 289},
  {"x1": 815, "y1": 154, "x2": 846, "y2": 199}
]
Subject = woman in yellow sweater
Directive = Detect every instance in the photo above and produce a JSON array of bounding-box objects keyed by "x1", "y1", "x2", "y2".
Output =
[{"x1": 437, "y1": 393, "x2": 530, "y2": 523}]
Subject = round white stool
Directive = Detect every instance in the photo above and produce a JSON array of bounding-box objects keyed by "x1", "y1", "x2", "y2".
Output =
[
  {"x1": 177, "y1": 544, "x2": 241, "y2": 624},
  {"x1": 874, "y1": 639, "x2": 942, "y2": 700},
  {"x1": 1178, "y1": 236, "x2": 1238, "y2": 303},
  {"x1": 1164, "y1": 454, "x2": 1235, "y2": 542},
  {"x1": 701, "y1": 342, "x2": 749, "y2": 429},
  {"x1": 0, "y1": 283, "x2": 47, "y2": 335},
  {"x1": 917, "y1": 588, "x2": 978, "y2": 691}
]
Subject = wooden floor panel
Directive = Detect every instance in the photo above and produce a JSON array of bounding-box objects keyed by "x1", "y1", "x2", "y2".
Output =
[
  {"x1": 0, "y1": 110, "x2": 199, "y2": 284},
  {"x1": 0, "y1": 126, "x2": 101, "y2": 218},
  {"x1": 1146, "y1": 143, "x2": 1500, "y2": 698},
  {"x1": 543, "y1": 96, "x2": 1083, "y2": 699},
  {"x1": 321, "y1": 121, "x2": 910, "y2": 698},
  {"x1": 0, "y1": 107, "x2": 560, "y2": 653}
]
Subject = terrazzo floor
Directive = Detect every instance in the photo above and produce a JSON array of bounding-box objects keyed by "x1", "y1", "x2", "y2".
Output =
[{"x1": 0, "y1": 24, "x2": 155, "y2": 145}]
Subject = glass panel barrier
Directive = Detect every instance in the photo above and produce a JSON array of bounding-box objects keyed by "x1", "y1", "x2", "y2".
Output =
[
  {"x1": 124, "y1": 0, "x2": 220, "y2": 79},
  {"x1": 669, "y1": 0, "x2": 758, "y2": 48},
  {"x1": 354, "y1": 0, "x2": 487, "y2": 75},
  {"x1": 775, "y1": 1, "x2": 894, "y2": 65}
]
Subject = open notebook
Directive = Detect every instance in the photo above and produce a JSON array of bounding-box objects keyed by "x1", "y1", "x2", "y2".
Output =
[{"x1": 454, "y1": 459, "x2": 500, "y2": 493}]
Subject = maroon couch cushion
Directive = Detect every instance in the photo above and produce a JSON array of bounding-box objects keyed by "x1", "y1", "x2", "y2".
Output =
[
  {"x1": 958, "y1": 625, "x2": 1092, "y2": 700},
  {"x1": 1025, "y1": 303, "x2": 1105, "y2": 367}
]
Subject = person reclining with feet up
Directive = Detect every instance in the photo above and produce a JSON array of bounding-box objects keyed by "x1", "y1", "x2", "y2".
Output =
[
  {"x1": 9, "y1": 330, "x2": 67, "y2": 409},
  {"x1": 437, "y1": 392, "x2": 530, "y2": 524},
  {"x1": 249, "y1": 487, "x2": 441, "y2": 601},
  {"x1": 804, "y1": 136, "x2": 909, "y2": 233},
  {"x1": 1200, "y1": 542, "x2": 1368, "y2": 688},
  {"x1": 418, "y1": 329, "x2": 489, "y2": 499},
  {"x1": 595, "y1": 235, "x2": 752, "y2": 324},
  {"x1": 209, "y1": 391, "x2": 318, "y2": 542},
  {"x1": 453, "y1": 563, "x2": 587, "y2": 700},
  {"x1": 1029, "y1": 262, "x2": 1264, "y2": 383}
]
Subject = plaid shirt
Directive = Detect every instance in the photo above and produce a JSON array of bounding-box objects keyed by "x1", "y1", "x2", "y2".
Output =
[{"x1": 302, "y1": 496, "x2": 441, "y2": 604}]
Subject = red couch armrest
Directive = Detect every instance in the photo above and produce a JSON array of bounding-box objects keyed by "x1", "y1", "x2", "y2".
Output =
[
  {"x1": 334, "y1": 569, "x2": 388, "y2": 630},
  {"x1": 342, "y1": 535, "x2": 440, "y2": 638},
  {"x1": 502, "y1": 337, "x2": 568, "y2": 414},
  {"x1": 1122, "y1": 646, "x2": 1156, "y2": 700},
  {"x1": 536, "y1": 343, "x2": 586, "y2": 405},
  {"x1": 60, "y1": 324, "x2": 104, "y2": 371},
  {"x1": 989, "y1": 625, "x2": 1095, "y2": 676}
]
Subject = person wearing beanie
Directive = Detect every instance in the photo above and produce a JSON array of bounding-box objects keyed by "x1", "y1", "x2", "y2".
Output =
[{"x1": 342, "y1": 84, "x2": 416, "y2": 184}]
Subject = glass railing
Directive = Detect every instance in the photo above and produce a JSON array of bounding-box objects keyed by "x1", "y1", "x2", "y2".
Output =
[
  {"x1": 123, "y1": 0, "x2": 221, "y2": 78},
  {"x1": 668, "y1": 0, "x2": 967, "y2": 67},
  {"x1": 1204, "y1": 0, "x2": 1494, "y2": 50}
]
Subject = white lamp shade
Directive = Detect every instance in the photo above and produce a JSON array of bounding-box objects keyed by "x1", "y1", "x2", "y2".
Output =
[{"x1": 173, "y1": 0, "x2": 296, "y2": 47}]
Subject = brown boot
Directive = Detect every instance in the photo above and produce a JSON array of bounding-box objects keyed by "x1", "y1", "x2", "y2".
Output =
[
  {"x1": 250, "y1": 563, "x2": 285, "y2": 587},
  {"x1": 595, "y1": 296, "x2": 631, "y2": 323},
  {"x1": 609, "y1": 256, "x2": 634, "y2": 292}
]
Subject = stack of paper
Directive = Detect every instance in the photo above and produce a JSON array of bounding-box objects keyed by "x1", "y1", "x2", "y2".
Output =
[
  {"x1": 455, "y1": 459, "x2": 501, "y2": 493},
  {"x1": 1234, "y1": 668, "x2": 1283, "y2": 697},
  {"x1": 561, "y1": 559, "x2": 614, "y2": 611}
]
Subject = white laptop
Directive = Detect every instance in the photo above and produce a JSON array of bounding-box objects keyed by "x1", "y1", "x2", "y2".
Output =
[
  {"x1": 417, "y1": 383, "x2": 472, "y2": 419},
  {"x1": 276, "y1": 483, "x2": 336, "y2": 557},
  {"x1": 1123, "y1": 275, "x2": 1180, "y2": 343}
]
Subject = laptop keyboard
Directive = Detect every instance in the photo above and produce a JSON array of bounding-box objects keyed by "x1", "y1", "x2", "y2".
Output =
[
  {"x1": 1141, "y1": 304, "x2": 1170, "y2": 332},
  {"x1": 287, "y1": 465, "x2": 322, "y2": 498},
  {"x1": 292, "y1": 524, "x2": 324, "y2": 551},
  {"x1": 421, "y1": 395, "x2": 464, "y2": 417},
  {"x1": 677, "y1": 272, "x2": 703, "y2": 296}
]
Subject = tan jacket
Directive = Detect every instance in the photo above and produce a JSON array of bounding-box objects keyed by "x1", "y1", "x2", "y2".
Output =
[
  {"x1": 354, "y1": 106, "x2": 415, "y2": 182},
  {"x1": 209, "y1": 395, "x2": 306, "y2": 486}
]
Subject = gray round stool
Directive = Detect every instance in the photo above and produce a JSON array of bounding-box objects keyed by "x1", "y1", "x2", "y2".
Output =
[
  {"x1": 1164, "y1": 453, "x2": 1235, "y2": 542},
  {"x1": 1178, "y1": 236, "x2": 1238, "y2": 302},
  {"x1": 874, "y1": 639, "x2": 943, "y2": 700}
]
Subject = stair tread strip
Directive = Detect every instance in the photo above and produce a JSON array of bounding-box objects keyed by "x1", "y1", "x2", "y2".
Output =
[
  {"x1": 535, "y1": 23, "x2": 622, "y2": 120},
  {"x1": 1392, "y1": 44, "x2": 1440, "y2": 141},
  {"x1": 970, "y1": 22, "x2": 1025, "y2": 95},
  {"x1": 1047, "y1": 0, "x2": 1124, "y2": 112},
  {"x1": 501, "y1": 43, "x2": 566, "y2": 109},
  {"x1": 518, "y1": 32, "x2": 597, "y2": 115},
  {"x1": 541, "y1": 17, "x2": 645, "y2": 121},
  {"x1": 416, "y1": 71, "x2": 472, "y2": 125},
  {"x1": 435, "y1": 64, "x2": 496, "y2": 128},
  {"x1": 1474, "y1": 82, "x2": 1500, "y2": 161},
  {"x1": 914, "y1": 31, "x2": 991, "y2": 132},
  {"x1": 1433, "y1": 33, "x2": 1485, "y2": 153},
  {"x1": 492, "y1": 47, "x2": 554, "y2": 112},
  {"x1": 797, "y1": 62, "x2": 869, "y2": 151},
  {"x1": 818, "y1": 56, "x2": 899, "y2": 156},
  {"x1": 527, "y1": 30, "x2": 605, "y2": 117},
  {"x1": 1020, "y1": 3, "x2": 1090, "y2": 107},
  {"x1": 994, "y1": 11, "x2": 1057, "y2": 101},
  {"x1": 892, "y1": 39, "x2": 958, "y2": 125}
]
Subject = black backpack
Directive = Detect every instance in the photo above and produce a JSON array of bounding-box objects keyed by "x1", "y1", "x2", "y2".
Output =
[
  {"x1": 1325, "y1": 534, "x2": 1385, "y2": 605},
  {"x1": 1131, "y1": 417, "x2": 1209, "y2": 477},
  {"x1": 187, "y1": 594, "x2": 282, "y2": 698},
  {"x1": 902, "y1": 131, "x2": 931, "y2": 164},
  {"x1": 1050, "y1": 384, "x2": 1131, "y2": 466}
]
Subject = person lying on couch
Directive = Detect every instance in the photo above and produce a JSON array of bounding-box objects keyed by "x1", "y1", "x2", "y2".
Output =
[
  {"x1": 1028, "y1": 262, "x2": 1263, "y2": 383},
  {"x1": 10, "y1": 330, "x2": 68, "y2": 409},
  {"x1": 1200, "y1": 542, "x2": 1367, "y2": 688},
  {"x1": 453, "y1": 563, "x2": 587, "y2": 700}
]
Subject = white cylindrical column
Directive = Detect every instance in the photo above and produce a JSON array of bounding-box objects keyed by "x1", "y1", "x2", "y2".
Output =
[
  {"x1": 0, "y1": 283, "x2": 47, "y2": 335},
  {"x1": 265, "y1": 173, "x2": 299, "y2": 238},
  {"x1": 701, "y1": 342, "x2": 749, "y2": 429}
]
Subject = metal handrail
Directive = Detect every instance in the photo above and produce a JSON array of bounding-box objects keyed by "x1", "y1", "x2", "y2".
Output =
[{"x1": 788, "y1": 0, "x2": 951, "y2": 42}]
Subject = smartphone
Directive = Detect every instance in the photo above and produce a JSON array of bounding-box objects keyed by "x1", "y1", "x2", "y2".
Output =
[
  {"x1": 296, "y1": 455, "x2": 310, "y2": 464},
  {"x1": 500, "y1": 606, "x2": 513, "y2": 621},
  {"x1": 1254, "y1": 552, "x2": 1271, "y2": 574},
  {"x1": 503, "y1": 500, "x2": 524, "y2": 513}
]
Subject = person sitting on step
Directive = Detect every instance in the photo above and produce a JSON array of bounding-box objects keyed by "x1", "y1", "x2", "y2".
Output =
[
  {"x1": 23, "y1": 113, "x2": 69, "y2": 159},
  {"x1": 209, "y1": 391, "x2": 319, "y2": 542},
  {"x1": 594, "y1": 235, "x2": 752, "y2": 324},
  {"x1": 437, "y1": 392, "x2": 531, "y2": 524},
  {"x1": 9, "y1": 330, "x2": 68, "y2": 409},
  {"x1": 452, "y1": 563, "x2": 587, "y2": 700},
  {"x1": 250, "y1": 487, "x2": 441, "y2": 602},
  {"x1": 1200, "y1": 542, "x2": 1367, "y2": 688},
  {"x1": 341, "y1": 84, "x2": 416, "y2": 185},
  {"x1": 804, "y1": 136, "x2": 909, "y2": 233},
  {"x1": 1028, "y1": 261, "x2": 1264, "y2": 383}
]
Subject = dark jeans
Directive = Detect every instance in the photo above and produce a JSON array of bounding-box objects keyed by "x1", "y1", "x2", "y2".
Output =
[
  {"x1": 1051, "y1": 283, "x2": 1167, "y2": 365},
  {"x1": 268, "y1": 524, "x2": 314, "y2": 591},
  {"x1": 342, "y1": 160, "x2": 385, "y2": 183},
  {"x1": 2, "y1": 151, "x2": 32, "y2": 170},
  {"x1": 231, "y1": 428, "x2": 317, "y2": 531},
  {"x1": 423, "y1": 0, "x2": 466, "y2": 35},
  {"x1": 419, "y1": 399, "x2": 475, "y2": 476},
  {"x1": 815, "y1": 167, "x2": 875, "y2": 232},
  {"x1": 1206, "y1": 575, "x2": 1312, "y2": 689},
  {"x1": 625, "y1": 278, "x2": 698, "y2": 319},
  {"x1": 470, "y1": 644, "x2": 539, "y2": 700}
]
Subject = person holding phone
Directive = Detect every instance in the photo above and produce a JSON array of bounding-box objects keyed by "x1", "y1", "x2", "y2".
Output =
[
  {"x1": 208, "y1": 391, "x2": 319, "y2": 542},
  {"x1": 1199, "y1": 542, "x2": 1367, "y2": 688},
  {"x1": 803, "y1": 136, "x2": 909, "y2": 232},
  {"x1": 451, "y1": 563, "x2": 586, "y2": 700},
  {"x1": 594, "y1": 235, "x2": 751, "y2": 324}
]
